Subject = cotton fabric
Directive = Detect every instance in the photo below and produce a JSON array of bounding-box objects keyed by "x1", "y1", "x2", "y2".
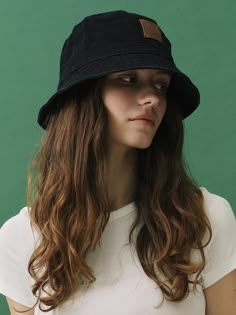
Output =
[{"x1": 0, "y1": 187, "x2": 236, "y2": 314}]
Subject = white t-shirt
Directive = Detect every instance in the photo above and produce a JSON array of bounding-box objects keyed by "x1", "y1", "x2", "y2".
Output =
[{"x1": 0, "y1": 186, "x2": 236, "y2": 315}]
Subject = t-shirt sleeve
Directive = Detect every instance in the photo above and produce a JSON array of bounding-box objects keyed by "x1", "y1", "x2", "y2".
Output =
[
  {"x1": 0, "y1": 207, "x2": 38, "y2": 307},
  {"x1": 200, "y1": 187, "x2": 236, "y2": 289}
]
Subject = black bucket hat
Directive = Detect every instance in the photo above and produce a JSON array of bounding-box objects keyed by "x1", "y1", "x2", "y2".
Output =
[{"x1": 37, "y1": 10, "x2": 200, "y2": 130}]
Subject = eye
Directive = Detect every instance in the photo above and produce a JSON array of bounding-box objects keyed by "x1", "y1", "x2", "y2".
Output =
[
  {"x1": 154, "y1": 81, "x2": 169, "y2": 93},
  {"x1": 117, "y1": 75, "x2": 169, "y2": 93},
  {"x1": 119, "y1": 76, "x2": 135, "y2": 83}
]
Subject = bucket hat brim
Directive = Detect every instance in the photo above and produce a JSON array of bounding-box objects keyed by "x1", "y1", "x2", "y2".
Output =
[{"x1": 38, "y1": 52, "x2": 200, "y2": 130}]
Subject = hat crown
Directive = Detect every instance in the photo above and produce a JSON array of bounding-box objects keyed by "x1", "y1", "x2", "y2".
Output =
[
  {"x1": 59, "y1": 10, "x2": 173, "y2": 79},
  {"x1": 69, "y1": 10, "x2": 172, "y2": 48}
]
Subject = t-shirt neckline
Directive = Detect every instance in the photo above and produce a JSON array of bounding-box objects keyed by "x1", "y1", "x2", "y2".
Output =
[{"x1": 109, "y1": 201, "x2": 136, "y2": 221}]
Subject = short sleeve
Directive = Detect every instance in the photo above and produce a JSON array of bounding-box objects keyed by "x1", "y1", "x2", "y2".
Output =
[
  {"x1": 0, "y1": 207, "x2": 38, "y2": 307},
  {"x1": 200, "y1": 187, "x2": 236, "y2": 289}
]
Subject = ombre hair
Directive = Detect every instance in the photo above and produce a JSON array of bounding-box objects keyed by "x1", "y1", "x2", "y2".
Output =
[{"x1": 16, "y1": 77, "x2": 212, "y2": 313}]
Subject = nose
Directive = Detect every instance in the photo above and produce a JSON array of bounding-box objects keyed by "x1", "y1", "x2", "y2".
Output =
[{"x1": 137, "y1": 84, "x2": 162, "y2": 108}]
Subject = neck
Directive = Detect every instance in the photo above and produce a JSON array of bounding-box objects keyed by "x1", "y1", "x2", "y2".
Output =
[{"x1": 105, "y1": 146, "x2": 137, "y2": 211}]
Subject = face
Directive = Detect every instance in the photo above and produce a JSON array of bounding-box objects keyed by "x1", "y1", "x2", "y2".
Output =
[{"x1": 101, "y1": 68, "x2": 172, "y2": 151}]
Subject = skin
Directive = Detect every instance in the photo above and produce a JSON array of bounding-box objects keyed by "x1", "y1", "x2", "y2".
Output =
[{"x1": 100, "y1": 68, "x2": 172, "y2": 211}]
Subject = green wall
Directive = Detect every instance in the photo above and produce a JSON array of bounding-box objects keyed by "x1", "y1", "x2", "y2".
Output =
[{"x1": 0, "y1": 0, "x2": 235, "y2": 313}]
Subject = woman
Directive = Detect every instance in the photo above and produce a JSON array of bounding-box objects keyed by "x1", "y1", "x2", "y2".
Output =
[{"x1": 0, "y1": 10, "x2": 236, "y2": 315}]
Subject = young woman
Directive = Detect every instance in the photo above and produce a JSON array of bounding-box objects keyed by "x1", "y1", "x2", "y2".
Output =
[{"x1": 0, "y1": 10, "x2": 236, "y2": 315}]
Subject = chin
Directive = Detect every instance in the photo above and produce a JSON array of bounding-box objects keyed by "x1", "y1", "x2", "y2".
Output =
[
  {"x1": 136, "y1": 144, "x2": 152, "y2": 149},
  {"x1": 130, "y1": 140, "x2": 153, "y2": 149}
]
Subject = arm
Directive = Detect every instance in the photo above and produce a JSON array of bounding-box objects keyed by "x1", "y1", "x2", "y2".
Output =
[
  {"x1": 6, "y1": 296, "x2": 35, "y2": 315},
  {"x1": 204, "y1": 269, "x2": 236, "y2": 315}
]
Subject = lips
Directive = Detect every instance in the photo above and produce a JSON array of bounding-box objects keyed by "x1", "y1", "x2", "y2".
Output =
[
  {"x1": 131, "y1": 119, "x2": 153, "y2": 127},
  {"x1": 129, "y1": 114, "x2": 154, "y2": 125}
]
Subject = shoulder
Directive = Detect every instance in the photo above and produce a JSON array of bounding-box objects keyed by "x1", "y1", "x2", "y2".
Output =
[
  {"x1": 198, "y1": 187, "x2": 236, "y2": 288},
  {"x1": 0, "y1": 207, "x2": 38, "y2": 254},
  {"x1": 200, "y1": 186, "x2": 234, "y2": 211},
  {"x1": 0, "y1": 207, "x2": 39, "y2": 307},
  {"x1": 1, "y1": 206, "x2": 31, "y2": 231},
  {"x1": 199, "y1": 186, "x2": 236, "y2": 232}
]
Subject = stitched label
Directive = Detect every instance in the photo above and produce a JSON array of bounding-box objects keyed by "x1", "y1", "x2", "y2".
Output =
[{"x1": 139, "y1": 19, "x2": 163, "y2": 42}]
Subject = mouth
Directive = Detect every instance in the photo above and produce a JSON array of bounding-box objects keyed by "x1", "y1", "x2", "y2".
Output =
[{"x1": 129, "y1": 119, "x2": 154, "y2": 126}]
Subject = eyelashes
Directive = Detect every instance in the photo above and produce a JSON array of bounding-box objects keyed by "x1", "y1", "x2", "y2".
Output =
[{"x1": 117, "y1": 76, "x2": 169, "y2": 93}]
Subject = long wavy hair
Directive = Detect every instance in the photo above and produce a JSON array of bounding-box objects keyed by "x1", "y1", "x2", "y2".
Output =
[{"x1": 16, "y1": 76, "x2": 212, "y2": 313}]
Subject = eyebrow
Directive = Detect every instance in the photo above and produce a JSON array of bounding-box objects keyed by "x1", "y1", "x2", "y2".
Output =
[{"x1": 154, "y1": 70, "x2": 171, "y2": 75}]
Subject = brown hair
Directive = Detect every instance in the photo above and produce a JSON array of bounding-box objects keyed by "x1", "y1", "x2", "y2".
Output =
[{"x1": 16, "y1": 77, "x2": 212, "y2": 313}]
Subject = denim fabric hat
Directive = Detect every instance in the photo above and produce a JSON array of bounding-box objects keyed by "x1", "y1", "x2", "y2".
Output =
[{"x1": 37, "y1": 10, "x2": 200, "y2": 130}]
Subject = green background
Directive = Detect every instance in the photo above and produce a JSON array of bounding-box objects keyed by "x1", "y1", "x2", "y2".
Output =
[{"x1": 0, "y1": 0, "x2": 235, "y2": 313}]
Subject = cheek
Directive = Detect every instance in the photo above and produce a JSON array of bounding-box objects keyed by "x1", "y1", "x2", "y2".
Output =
[{"x1": 103, "y1": 91, "x2": 131, "y2": 120}]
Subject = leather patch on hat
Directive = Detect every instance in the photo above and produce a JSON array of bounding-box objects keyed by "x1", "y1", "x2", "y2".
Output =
[{"x1": 139, "y1": 19, "x2": 163, "y2": 42}]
